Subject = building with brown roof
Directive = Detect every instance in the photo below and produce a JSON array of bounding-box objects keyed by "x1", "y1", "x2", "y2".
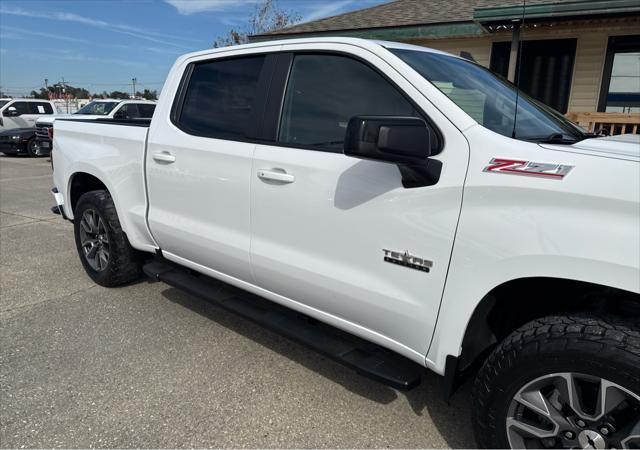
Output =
[{"x1": 251, "y1": 0, "x2": 640, "y2": 133}]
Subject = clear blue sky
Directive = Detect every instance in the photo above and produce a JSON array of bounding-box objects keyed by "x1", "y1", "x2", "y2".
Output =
[{"x1": 0, "y1": 0, "x2": 388, "y2": 97}]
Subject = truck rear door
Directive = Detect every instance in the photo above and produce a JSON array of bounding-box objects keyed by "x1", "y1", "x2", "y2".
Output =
[{"x1": 145, "y1": 52, "x2": 271, "y2": 283}]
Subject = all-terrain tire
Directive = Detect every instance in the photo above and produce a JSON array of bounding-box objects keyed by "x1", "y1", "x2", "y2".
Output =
[
  {"x1": 74, "y1": 190, "x2": 143, "y2": 287},
  {"x1": 472, "y1": 314, "x2": 640, "y2": 448}
]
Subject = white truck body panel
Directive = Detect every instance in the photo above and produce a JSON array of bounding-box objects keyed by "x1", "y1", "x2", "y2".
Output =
[
  {"x1": 249, "y1": 42, "x2": 470, "y2": 360},
  {"x1": 144, "y1": 43, "x2": 287, "y2": 285},
  {"x1": 427, "y1": 125, "x2": 640, "y2": 371},
  {"x1": 52, "y1": 121, "x2": 157, "y2": 252},
  {"x1": 541, "y1": 133, "x2": 640, "y2": 160},
  {"x1": 51, "y1": 37, "x2": 640, "y2": 374}
]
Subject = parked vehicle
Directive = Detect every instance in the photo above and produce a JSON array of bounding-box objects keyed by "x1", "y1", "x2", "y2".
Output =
[
  {"x1": 50, "y1": 38, "x2": 639, "y2": 449},
  {"x1": 0, "y1": 128, "x2": 40, "y2": 156},
  {"x1": 35, "y1": 99, "x2": 156, "y2": 154},
  {"x1": 0, "y1": 98, "x2": 57, "y2": 132}
]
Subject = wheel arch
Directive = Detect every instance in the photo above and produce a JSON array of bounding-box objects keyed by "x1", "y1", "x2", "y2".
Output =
[
  {"x1": 458, "y1": 277, "x2": 640, "y2": 373},
  {"x1": 68, "y1": 171, "x2": 109, "y2": 216}
]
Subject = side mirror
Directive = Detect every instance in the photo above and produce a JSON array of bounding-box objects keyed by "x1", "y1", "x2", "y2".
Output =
[
  {"x1": 4, "y1": 107, "x2": 19, "y2": 117},
  {"x1": 113, "y1": 110, "x2": 126, "y2": 119},
  {"x1": 344, "y1": 116, "x2": 431, "y2": 165}
]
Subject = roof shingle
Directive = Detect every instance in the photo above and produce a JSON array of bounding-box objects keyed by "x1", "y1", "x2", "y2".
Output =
[{"x1": 256, "y1": 0, "x2": 590, "y2": 36}]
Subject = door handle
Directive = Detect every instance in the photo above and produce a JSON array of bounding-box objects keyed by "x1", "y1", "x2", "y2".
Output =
[
  {"x1": 257, "y1": 169, "x2": 295, "y2": 184},
  {"x1": 152, "y1": 151, "x2": 176, "y2": 163}
]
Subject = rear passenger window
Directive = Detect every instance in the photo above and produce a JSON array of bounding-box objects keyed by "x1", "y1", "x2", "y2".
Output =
[
  {"x1": 278, "y1": 54, "x2": 420, "y2": 150},
  {"x1": 120, "y1": 104, "x2": 140, "y2": 119},
  {"x1": 177, "y1": 55, "x2": 266, "y2": 140},
  {"x1": 138, "y1": 104, "x2": 155, "y2": 118},
  {"x1": 31, "y1": 102, "x2": 54, "y2": 114}
]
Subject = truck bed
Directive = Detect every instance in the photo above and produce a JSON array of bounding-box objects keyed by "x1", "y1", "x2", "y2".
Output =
[{"x1": 52, "y1": 118, "x2": 157, "y2": 252}]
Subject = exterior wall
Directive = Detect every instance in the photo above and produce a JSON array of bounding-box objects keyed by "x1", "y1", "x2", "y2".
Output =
[
  {"x1": 51, "y1": 98, "x2": 91, "y2": 114},
  {"x1": 413, "y1": 37, "x2": 493, "y2": 67},
  {"x1": 409, "y1": 20, "x2": 640, "y2": 113}
]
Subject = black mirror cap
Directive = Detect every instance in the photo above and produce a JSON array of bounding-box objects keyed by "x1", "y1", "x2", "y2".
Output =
[{"x1": 344, "y1": 116, "x2": 431, "y2": 165}]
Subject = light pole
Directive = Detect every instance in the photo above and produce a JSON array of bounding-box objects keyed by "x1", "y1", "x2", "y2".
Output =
[
  {"x1": 132, "y1": 78, "x2": 137, "y2": 99},
  {"x1": 61, "y1": 77, "x2": 69, "y2": 113}
]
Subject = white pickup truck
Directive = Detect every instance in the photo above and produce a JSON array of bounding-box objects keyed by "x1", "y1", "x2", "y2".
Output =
[
  {"x1": 0, "y1": 98, "x2": 57, "y2": 131},
  {"x1": 51, "y1": 38, "x2": 639, "y2": 449}
]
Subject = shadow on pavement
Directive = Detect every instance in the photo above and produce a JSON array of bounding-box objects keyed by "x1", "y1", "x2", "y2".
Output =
[{"x1": 160, "y1": 285, "x2": 476, "y2": 448}]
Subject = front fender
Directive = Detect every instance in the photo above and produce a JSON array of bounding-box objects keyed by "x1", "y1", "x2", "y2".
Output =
[{"x1": 426, "y1": 126, "x2": 640, "y2": 373}]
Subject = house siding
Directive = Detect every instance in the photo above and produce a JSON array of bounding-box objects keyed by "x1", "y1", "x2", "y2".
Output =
[
  {"x1": 408, "y1": 21, "x2": 640, "y2": 113},
  {"x1": 412, "y1": 37, "x2": 493, "y2": 67}
]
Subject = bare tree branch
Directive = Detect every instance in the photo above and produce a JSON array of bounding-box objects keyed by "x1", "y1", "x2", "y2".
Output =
[{"x1": 213, "y1": 0, "x2": 300, "y2": 48}]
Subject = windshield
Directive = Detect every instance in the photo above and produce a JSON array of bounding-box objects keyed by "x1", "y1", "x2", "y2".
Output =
[
  {"x1": 391, "y1": 49, "x2": 586, "y2": 143},
  {"x1": 75, "y1": 101, "x2": 119, "y2": 115},
  {"x1": 0, "y1": 100, "x2": 10, "y2": 109}
]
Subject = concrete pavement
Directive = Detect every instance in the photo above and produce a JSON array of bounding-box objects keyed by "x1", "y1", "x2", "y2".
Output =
[{"x1": 0, "y1": 155, "x2": 475, "y2": 448}]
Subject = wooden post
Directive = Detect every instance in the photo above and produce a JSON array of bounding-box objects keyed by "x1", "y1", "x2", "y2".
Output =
[{"x1": 507, "y1": 22, "x2": 521, "y2": 83}]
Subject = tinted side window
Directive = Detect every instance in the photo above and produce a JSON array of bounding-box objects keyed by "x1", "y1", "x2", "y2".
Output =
[
  {"x1": 138, "y1": 104, "x2": 155, "y2": 118},
  {"x1": 279, "y1": 54, "x2": 420, "y2": 150},
  {"x1": 11, "y1": 102, "x2": 31, "y2": 115},
  {"x1": 31, "y1": 102, "x2": 54, "y2": 114},
  {"x1": 178, "y1": 55, "x2": 266, "y2": 140},
  {"x1": 120, "y1": 104, "x2": 140, "y2": 118}
]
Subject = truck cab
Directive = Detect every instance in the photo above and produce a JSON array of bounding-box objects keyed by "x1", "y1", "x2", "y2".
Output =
[
  {"x1": 0, "y1": 98, "x2": 57, "y2": 131},
  {"x1": 50, "y1": 38, "x2": 640, "y2": 449}
]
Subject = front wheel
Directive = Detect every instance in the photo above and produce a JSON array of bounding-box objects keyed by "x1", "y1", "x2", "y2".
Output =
[
  {"x1": 472, "y1": 314, "x2": 640, "y2": 449},
  {"x1": 26, "y1": 138, "x2": 41, "y2": 157},
  {"x1": 73, "y1": 190, "x2": 143, "y2": 286}
]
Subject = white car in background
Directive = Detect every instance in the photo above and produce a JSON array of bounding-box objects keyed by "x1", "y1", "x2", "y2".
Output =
[
  {"x1": 0, "y1": 98, "x2": 57, "y2": 131},
  {"x1": 35, "y1": 99, "x2": 156, "y2": 155}
]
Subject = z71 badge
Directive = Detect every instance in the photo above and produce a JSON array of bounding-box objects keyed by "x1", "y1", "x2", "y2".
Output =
[
  {"x1": 484, "y1": 158, "x2": 573, "y2": 179},
  {"x1": 382, "y1": 249, "x2": 432, "y2": 273}
]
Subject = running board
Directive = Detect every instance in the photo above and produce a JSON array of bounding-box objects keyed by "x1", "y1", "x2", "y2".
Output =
[{"x1": 143, "y1": 259, "x2": 422, "y2": 391}]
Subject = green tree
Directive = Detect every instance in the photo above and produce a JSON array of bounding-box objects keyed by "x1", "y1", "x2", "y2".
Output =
[
  {"x1": 109, "y1": 91, "x2": 131, "y2": 99},
  {"x1": 135, "y1": 89, "x2": 158, "y2": 100},
  {"x1": 30, "y1": 85, "x2": 90, "y2": 99},
  {"x1": 213, "y1": 0, "x2": 300, "y2": 48},
  {"x1": 30, "y1": 88, "x2": 49, "y2": 99}
]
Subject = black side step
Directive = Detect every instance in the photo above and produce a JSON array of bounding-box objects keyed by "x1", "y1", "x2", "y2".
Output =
[{"x1": 143, "y1": 259, "x2": 422, "y2": 391}]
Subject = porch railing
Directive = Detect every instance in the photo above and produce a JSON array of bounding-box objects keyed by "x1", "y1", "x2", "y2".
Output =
[{"x1": 565, "y1": 112, "x2": 640, "y2": 135}]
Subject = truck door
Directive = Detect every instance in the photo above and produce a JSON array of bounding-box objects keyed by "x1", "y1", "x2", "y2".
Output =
[
  {"x1": 145, "y1": 54, "x2": 270, "y2": 283},
  {"x1": 249, "y1": 49, "x2": 469, "y2": 357}
]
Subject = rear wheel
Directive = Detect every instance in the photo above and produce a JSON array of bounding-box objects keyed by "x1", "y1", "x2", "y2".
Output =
[
  {"x1": 74, "y1": 190, "x2": 143, "y2": 286},
  {"x1": 26, "y1": 138, "x2": 40, "y2": 157},
  {"x1": 472, "y1": 314, "x2": 640, "y2": 449}
]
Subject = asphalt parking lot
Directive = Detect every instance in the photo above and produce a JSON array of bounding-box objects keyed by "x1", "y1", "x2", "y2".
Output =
[{"x1": 0, "y1": 155, "x2": 475, "y2": 448}]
